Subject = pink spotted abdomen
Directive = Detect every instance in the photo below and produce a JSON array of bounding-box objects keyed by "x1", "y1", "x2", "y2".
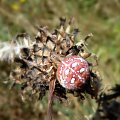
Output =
[{"x1": 57, "y1": 56, "x2": 90, "y2": 89}]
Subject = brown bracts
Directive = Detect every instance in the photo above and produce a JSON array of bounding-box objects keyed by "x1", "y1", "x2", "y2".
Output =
[{"x1": 11, "y1": 18, "x2": 101, "y2": 120}]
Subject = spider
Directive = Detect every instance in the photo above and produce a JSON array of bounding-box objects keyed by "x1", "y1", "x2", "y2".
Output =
[{"x1": 11, "y1": 17, "x2": 101, "y2": 120}]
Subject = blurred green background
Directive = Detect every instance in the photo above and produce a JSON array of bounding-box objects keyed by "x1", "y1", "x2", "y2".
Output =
[{"x1": 0, "y1": 0, "x2": 120, "y2": 120}]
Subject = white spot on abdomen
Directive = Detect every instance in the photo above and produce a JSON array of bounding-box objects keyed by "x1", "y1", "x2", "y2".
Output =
[
  {"x1": 72, "y1": 62, "x2": 78, "y2": 68},
  {"x1": 65, "y1": 69, "x2": 70, "y2": 75},
  {"x1": 80, "y1": 68, "x2": 85, "y2": 73},
  {"x1": 71, "y1": 78, "x2": 75, "y2": 84}
]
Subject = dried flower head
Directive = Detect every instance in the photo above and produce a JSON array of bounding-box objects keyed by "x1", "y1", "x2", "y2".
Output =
[{"x1": 10, "y1": 18, "x2": 101, "y2": 120}]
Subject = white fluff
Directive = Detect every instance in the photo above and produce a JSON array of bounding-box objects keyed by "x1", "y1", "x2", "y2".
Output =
[{"x1": 0, "y1": 35, "x2": 32, "y2": 62}]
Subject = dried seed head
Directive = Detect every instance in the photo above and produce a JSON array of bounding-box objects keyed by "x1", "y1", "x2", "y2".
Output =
[
  {"x1": 57, "y1": 55, "x2": 90, "y2": 89},
  {"x1": 9, "y1": 18, "x2": 101, "y2": 102}
]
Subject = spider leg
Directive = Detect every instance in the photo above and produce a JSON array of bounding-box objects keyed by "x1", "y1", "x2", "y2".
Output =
[
  {"x1": 75, "y1": 33, "x2": 98, "y2": 66},
  {"x1": 91, "y1": 53, "x2": 99, "y2": 66}
]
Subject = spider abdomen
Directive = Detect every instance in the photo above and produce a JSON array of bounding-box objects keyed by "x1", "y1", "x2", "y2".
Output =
[{"x1": 57, "y1": 55, "x2": 90, "y2": 89}]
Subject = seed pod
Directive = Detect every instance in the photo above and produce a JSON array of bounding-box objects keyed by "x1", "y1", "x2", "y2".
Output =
[{"x1": 57, "y1": 55, "x2": 90, "y2": 89}]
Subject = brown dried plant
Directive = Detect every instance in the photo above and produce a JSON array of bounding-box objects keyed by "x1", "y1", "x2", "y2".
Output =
[{"x1": 10, "y1": 18, "x2": 101, "y2": 120}]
